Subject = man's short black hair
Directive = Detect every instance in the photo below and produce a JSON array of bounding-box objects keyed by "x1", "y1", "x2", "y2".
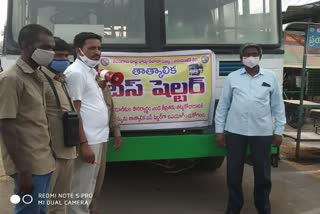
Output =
[
  {"x1": 18, "y1": 24, "x2": 53, "y2": 49},
  {"x1": 54, "y1": 37, "x2": 71, "y2": 52},
  {"x1": 73, "y1": 32, "x2": 102, "y2": 49},
  {"x1": 239, "y1": 43, "x2": 263, "y2": 57}
]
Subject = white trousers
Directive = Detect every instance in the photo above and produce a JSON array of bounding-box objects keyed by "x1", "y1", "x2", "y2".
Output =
[{"x1": 67, "y1": 143, "x2": 104, "y2": 214}]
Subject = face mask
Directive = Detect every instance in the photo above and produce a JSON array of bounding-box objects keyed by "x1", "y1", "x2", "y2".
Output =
[
  {"x1": 79, "y1": 49, "x2": 100, "y2": 68},
  {"x1": 242, "y1": 56, "x2": 260, "y2": 68},
  {"x1": 31, "y1": 48, "x2": 55, "y2": 66},
  {"x1": 49, "y1": 60, "x2": 70, "y2": 73}
]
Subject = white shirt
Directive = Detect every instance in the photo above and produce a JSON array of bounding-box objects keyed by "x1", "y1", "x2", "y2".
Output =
[{"x1": 64, "y1": 59, "x2": 109, "y2": 145}]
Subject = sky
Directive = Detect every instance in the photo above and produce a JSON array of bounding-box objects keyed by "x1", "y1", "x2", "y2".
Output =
[
  {"x1": 0, "y1": 0, "x2": 8, "y2": 40},
  {"x1": 0, "y1": 0, "x2": 7, "y2": 26}
]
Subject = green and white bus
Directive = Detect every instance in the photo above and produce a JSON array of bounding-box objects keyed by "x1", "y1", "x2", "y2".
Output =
[{"x1": 2, "y1": 0, "x2": 283, "y2": 170}]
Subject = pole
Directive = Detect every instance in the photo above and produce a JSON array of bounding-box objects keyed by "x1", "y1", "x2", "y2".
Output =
[{"x1": 295, "y1": 23, "x2": 310, "y2": 160}]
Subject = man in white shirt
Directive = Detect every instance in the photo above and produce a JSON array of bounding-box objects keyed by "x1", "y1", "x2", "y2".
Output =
[{"x1": 65, "y1": 32, "x2": 122, "y2": 214}]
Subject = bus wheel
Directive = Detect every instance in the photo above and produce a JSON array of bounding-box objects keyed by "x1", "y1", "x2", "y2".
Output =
[{"x1": 197, "y1": 156, "x2": 224, "y2": 171}]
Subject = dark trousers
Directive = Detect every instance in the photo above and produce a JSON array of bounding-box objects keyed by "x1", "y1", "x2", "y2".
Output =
[
  {"x1": 13, "y1": 173, "x2": 52, "y2": 214},
  {"x1": 225, "y1": 132, "x2": 272, "y2": 214}
]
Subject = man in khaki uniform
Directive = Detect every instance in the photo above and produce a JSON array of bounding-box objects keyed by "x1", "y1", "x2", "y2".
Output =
[
  {"x1": 39, "y1": 37, "x2": 77, "y2": 214},
  {"x1": 0, "y1": 24, "x2": 56, "y2": 214}
]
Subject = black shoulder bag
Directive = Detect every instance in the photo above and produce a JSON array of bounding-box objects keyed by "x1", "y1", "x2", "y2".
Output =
[{"x1": 41, "y1": 71, "x2": 80, "y2": 147}]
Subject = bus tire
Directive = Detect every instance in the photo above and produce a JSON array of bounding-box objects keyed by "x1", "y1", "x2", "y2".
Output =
[{"x1": 197, "y1": 156, "x2": 225, "y2": 171}]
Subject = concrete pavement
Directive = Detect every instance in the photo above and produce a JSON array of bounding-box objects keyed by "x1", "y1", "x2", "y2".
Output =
[
  {"x1": 1, "y1": 159, "x2": 320, "y2": 214},
  {"x1": 1, "y1": 134, "x2": 320, "y2": 214},
  {"x1": 94, "y1": 160, "x2": 320, "y2": 214}
]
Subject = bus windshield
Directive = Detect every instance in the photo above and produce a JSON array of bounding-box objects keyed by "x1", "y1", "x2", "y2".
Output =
[
  {"x1": 165, "y1": 0, "x2": 279, "y2": 44},
  {"x1": 11, "y1": 0, "x2": 146, "y2": 44},
  {"x1": 10, "y1": 0, "x2": 280, "y2": 47}
]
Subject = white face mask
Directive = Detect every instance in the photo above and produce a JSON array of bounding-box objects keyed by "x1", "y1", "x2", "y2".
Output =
[
  {"x1": 79, "y1": 49, "x2": 100, "y2": 68},
  {"x1": 31, "y1": 48, "x2": 55, "y2": 66},
  {"x1": 242, "y1": 56, "x2": 260, "y2": 68}
]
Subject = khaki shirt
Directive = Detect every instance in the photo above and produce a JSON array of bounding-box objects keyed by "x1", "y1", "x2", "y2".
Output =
[
  {"x1": 102, "y1": 86, "x2": 121, "y2": 137},
  {"x1": 0, "y1": 58, "x2": 55, "y2": 175},
  {"x1": 39, "y1": 67, "x2": 77, "y2": 160}
]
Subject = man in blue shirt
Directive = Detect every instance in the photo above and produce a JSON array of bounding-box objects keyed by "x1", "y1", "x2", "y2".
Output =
[{"x1": 215, "y1": 43, "x2": 286, "y2": 214}]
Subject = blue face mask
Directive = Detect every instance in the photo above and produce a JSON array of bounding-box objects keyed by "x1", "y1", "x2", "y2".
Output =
[{"x1": 49, "y1": 60, "x2": 70, "y2": 73}]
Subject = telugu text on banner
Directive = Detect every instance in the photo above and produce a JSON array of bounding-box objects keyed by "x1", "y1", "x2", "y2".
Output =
[{"x1": 100, "y1": 50, "x2": 216, "y2": 131}]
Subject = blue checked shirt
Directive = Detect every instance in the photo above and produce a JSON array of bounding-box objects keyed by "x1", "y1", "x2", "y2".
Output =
[{"x1": 215, "y1": 67, "x2": 286, "y2": 136}]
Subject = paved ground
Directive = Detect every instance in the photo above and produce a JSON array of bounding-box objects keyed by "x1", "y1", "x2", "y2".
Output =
[
  {"x1": 96, "y1": 158, "x2": 320, "y2": 214},
  {"x1": 1, "y1": 155, "x2": 320, "y2": 214},
  {"x1": 1, "y1": 125, "x2": 320, "y2": 214}
]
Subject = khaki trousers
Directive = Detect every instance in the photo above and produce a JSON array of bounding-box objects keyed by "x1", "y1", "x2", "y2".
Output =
[{"x1": 49, "y1": 158, "x2": 74, "y2": 214}]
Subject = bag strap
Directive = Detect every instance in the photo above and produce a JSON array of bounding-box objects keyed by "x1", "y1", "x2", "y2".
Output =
[
  {"x1": 40, "y1": 69, "x2": 77, "y2": 112},
  {"x1": 61, "y1": 83, "x2": 76, "y2": 112},
  {"x1": 40, "y1": 69, "x2": 62, "y2": 109}
]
